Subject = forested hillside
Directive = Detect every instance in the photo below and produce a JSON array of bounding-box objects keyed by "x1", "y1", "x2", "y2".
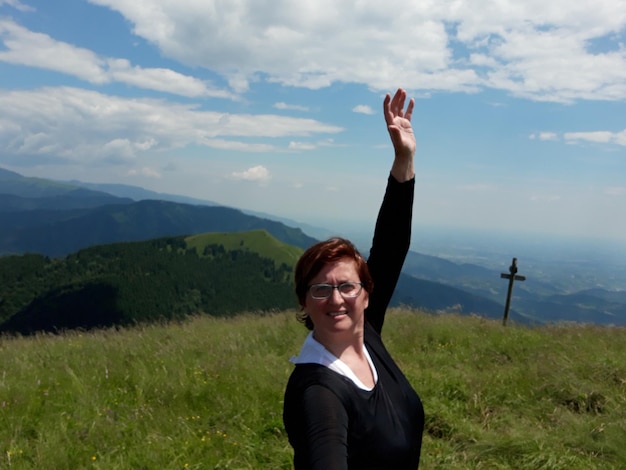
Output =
[{"x1": 0, "y1": 231, "x2": 299, "y2": 334}]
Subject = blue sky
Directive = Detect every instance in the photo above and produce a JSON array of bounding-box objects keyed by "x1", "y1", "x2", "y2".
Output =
[{"x1": 1, "y1": 0, "x2": 625, "y2": 245}]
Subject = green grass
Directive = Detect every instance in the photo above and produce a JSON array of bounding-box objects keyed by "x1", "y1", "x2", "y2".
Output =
[
  {"x1": 185, "y1": 230, "x2": 303, "y2": 268},
  {"x1": 1, "y1": 310, "x2": 625, "y2": 469}
]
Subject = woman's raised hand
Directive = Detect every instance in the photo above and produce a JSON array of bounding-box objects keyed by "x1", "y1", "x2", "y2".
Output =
[{"x1": 384, "y1": 88, "x2": 416, "y2": 181}]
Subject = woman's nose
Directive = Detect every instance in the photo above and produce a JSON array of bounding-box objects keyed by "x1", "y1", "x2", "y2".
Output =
[{"x1": 328, "y1": 287, "x2": 344, "y2": 303}]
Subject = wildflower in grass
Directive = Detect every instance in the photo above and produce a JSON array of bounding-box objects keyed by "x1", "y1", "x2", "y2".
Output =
[{"x1": 6, "y1": 448, "x2": 24, "y2": 464}]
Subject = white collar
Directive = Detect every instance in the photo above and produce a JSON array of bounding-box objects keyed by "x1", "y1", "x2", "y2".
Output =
[{"x1": 290, "y1": 332, "x2": 378, "y2": 391}]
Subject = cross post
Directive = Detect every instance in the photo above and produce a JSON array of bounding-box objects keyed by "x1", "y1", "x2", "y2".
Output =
[{"x1": 500, "y1": 257, "x2": 526, "y2": 326}]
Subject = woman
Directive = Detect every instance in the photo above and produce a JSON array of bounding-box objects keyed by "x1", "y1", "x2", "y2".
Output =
[{"x1": 283, "y1": 88, "x2": 425, "y2": 469}]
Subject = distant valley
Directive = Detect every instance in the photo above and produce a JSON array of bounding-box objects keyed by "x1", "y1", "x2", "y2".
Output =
[{"x1": 1, "y1": 166, "x2": 625, "y2": 332}]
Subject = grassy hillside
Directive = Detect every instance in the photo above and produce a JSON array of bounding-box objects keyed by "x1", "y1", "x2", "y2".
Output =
[
  {"x1": 1, "y1": 310, "x2": 624, "y2": 469},
  {"x1": 185, "y1": 230, "x2": 303, "y2": 268}
]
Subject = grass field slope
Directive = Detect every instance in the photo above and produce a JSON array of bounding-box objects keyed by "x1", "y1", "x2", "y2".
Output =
[
  {"x1": 1, "y1": 310, "x2": 624, "y2": 469},
  {"x1": 185, "y1": 230, "x2": 303, "y2": 268}
]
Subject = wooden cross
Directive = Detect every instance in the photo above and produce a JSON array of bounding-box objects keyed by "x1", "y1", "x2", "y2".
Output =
[{"x1": 500, "y1": 257, "x2": 526, "y2": 326}]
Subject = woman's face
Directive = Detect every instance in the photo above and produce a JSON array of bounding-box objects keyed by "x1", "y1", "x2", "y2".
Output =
[{"x1": 304, "y1": 257, "x2": 369, "y2": 341}]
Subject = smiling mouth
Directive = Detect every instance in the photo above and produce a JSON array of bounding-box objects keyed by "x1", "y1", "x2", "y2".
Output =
[{"x1": 328, "y1": 312, "x2": 347, "y2": 317}]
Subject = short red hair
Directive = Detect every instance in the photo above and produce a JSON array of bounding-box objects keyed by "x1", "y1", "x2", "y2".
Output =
[{"x1": 294, "y1": 237, "x2": 374, "y2": 330}]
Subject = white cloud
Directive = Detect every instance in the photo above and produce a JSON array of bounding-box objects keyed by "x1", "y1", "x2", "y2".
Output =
[
  {"x1": 5, "y1": 1, "x2": 626, "y2": 103},
  {"x1": 288, "y1": 141, "x2": 317, "y2": 151},
  {"x1": 0, "y1": 0, "x2": 34, "y2": 12},
  {"x1": 605, "y1": 187, "x2": 626, "y2": 196},
  {"x1": 0, "y1": 87, "x2": 344, "y2": 164},
  {"x1": 531, "y1": 129, "x2": 626, "y2": 146},
  {"x1": 98, "y1": 139, "x2": 139, "y2": 161},
  {"x1": 470, "y1": 53, "x2": 499, "y2": 68},
  {"x1": 565, "y1": 131, "x2": 613, "y2": 143},
  {"x1": 538, "y1": 132, "x2": 559, "y2": 141},
  {"x1": 564, "y1": 130, "x2": 626, "y2": 146},
  {"x1": 200, "y1": 139, "x2": 276, "y2": 152},
  {"x1": 105, "y1": 58, "x2": 233, "y2": 99},
  {"x1": 317, "y1": 138, "x2": 340, "y2": 147},
  {"x1": 274, "y1": 102, "x2": 309, "y2": 111},
  {"x1": 0, "y1": 19, "x2": 234, "y2": 99},
  {"x1": 286, "y1": 138, "x2": 343, "y2": 151},
  {"x1": 0, "y1": 20, "x2": 108, "y2": 83},
  {"x1": 604, "y1": 186, "x2": 626, "y2": 196},
  {"x1": 127, "y1": 167, "x2": 162, "y2": 178},
  {"x1": 87, "y1": 0, "x2": 626, "y2": 102},
  {"x1": 352, "y1": 105, "x2": 375, "y2": 115},
  {"x1": 231, "y1": 165, "x2": 271, "y2": 182}
]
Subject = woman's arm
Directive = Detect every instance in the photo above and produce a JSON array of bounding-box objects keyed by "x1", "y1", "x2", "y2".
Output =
[
  {"x1": 365, "y1": 89, "x2": 417, "y2": 334},
  {"x1": 285, "y1": 383, "x2": 350, "y2": 470}
]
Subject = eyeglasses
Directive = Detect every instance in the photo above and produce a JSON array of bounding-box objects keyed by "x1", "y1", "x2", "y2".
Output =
[{"x1": 308, "y1": 282, "x2": 363, "y2": 300}]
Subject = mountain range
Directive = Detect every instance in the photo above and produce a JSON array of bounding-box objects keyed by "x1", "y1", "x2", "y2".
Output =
[{"x1": 1, "y1": 166, "x2": 624, "y2": 331}]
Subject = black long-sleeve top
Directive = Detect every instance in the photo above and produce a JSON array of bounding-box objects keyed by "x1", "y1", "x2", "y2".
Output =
[{"x1": 283, "y1": 175, "x2": 425, "y2": 469}]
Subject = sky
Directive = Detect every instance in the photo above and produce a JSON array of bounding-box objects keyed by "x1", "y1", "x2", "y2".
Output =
[{"x1": 1, "y1": 0, "x2": 626, "y2": 247}]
